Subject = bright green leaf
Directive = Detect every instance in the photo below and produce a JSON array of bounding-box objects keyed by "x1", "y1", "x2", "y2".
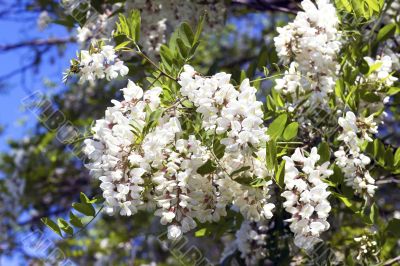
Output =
[{"x1": 283, "y1": 122, "x2": 299, "y2": 140}]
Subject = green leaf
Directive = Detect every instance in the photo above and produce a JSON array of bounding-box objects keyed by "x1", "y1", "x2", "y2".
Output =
[
  {"x1": 370, "y1": 203, "x2": 378, "y2": 224},
  {"x1": 385, "y1": 148, "x2": 394, "y2": 168},
  {"x1": 330, "y1": 165, "x2": 344, "y2": 186},
  {"x1": 193, "y1": 15, "x2": 205, "y2": 44},
  {"x1": 394, "y1": 148, "x2": 400, "y2": 167},
  {"x1": 331, "y1": 192, "x2": 357, "y2": 212},
  {"x1": 283, "y1": 122, "x2": 299, "y2": 140},
  {"x1": 213, "y1": 139, "x2": 226, "y2": 159},
  {"x1": 275, "y1": 160, "x2": 285, "y2": 188},
  {"x1": 376, "y1": 23, "x2": 396, "y2": 44},
  {"x1": 386, "y1": 219, "x2": 400, "y2": 237},
  {"x1": 41, "y1": 218, "x2": 62, "y2": 237},
  {"x1": 335, "y1": 79, "x2": 345, "y2": 101},
  {"x1": 79, "y1": 192, "x2": 90, "y2": 204},
  {"x1": 388, "y1": 87, "x2": 400, "y2": 95},
  {"x1": 361, "y1": 92, "x2": 381, "y2": 103},
  {"x1": 318, "y1": 142, "x2": 331, "y2": 164},
  {"x1": 72, "y1": 202, "x2": 95, "y2": 217},
  {"x1": 69, "y1": 212, "x2": 84, "y2": 228},
  {"x1": 197, "y1": 160, "x2": 217, "y2": 175},
  {"x1": 373, "y1": 139, "x2": 385, "y2": 165},
  {"x1": 267, "y1": 114, "x2": 288, "y2": 140},
  {"x1": 114, "y1": 40, "x2": 131, "y2": 51},
  {"x1": 195, "y1": 228, "x2": 208, "y2": 237},
  {"x1": 180, "y1": 22, "x2": 194, "y2": 45},
  {"x1": 230, "y1": 166, "x2": 251, "y2": 177},
  {"x1": 176, "y1": 38, "x2": 189, "y2": 59},
  {"x1": 57, "y1": 218, "x2": 73, "y2": 236},
  {"x1": 266, "y1": 139, "x2": 278, "y2": 172},
  {"x1": 366, "y1": 62, "x2": 383, "y2": 75}
]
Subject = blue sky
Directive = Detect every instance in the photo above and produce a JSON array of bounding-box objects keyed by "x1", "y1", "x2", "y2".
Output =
[
  {"x1": 0, "y1": 6, "x2": 78, "y2": 265},
  {"x1": 0, "y1": 13, "x2": 76, "y2": 152}
]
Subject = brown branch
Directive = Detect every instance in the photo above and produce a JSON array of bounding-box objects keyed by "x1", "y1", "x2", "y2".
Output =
[
  {"x1": 0, "y1": 37, "x2": 76, "y2": 52},
  {"x1": 231, "y1": 0, "x2": 301, "y2": 14}
]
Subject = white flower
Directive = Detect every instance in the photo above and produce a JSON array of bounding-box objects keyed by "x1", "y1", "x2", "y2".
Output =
[
  {"x1": 122, "y1": 80, "x2": 144, "y2": 101},
  {"x1": 335, "y1": 111, "x2": 378, "y2": 198},
  {"x1": 167, "y1": 225, "x2": 182, "y2": 240},
  {"x1": 281, "y1": 147, "x2": 333, "y2": 250},
  {"x1": 273, "y1": 0, "x2": 342, "y2": 107},
  {"x1": 71, "y1": 45, "x2": 128, "y2": 84},
  {"x1": 84, "y1": 65, "x2": 275, "y2": 241}
]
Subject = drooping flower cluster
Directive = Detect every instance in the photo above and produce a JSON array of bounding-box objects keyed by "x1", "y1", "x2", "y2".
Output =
[
  {"x1": 334, "y1": 111, "x2": 378, "y2": 197},
  {"x1": 221, "y1": 221, "x2": 269, "y2": 265},
  {"x1": 281, "y1": 147, "x2": 333, "y2": 250},
  {"x1": 84, "y1": 66, "x2": 276, "y2": 240},
  {"x1": 178, "y1": 65, "x2": 275, "y2": 222},
  {"x1": 273, "y1": 0, "x2": 342, "y2": 107},
  {"x1": 67, "y1": 45, "x2": 129, "y2": 84}
]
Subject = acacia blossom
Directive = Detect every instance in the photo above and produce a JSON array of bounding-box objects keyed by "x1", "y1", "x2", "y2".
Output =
[
  {"x1": 84, "y1": 66, "x2": 276, "y2": 240},
  {"x1": 334, "y1": 111, "x2": 378, "y2": 198},
  {"x1": 273, "y1": 0, "x2": 342, "y2": 107},
  {"x1": 281, "y1": 147, "x2": 333, "y2": 250},
  {"x1": 69, "y1": 45, "x2": 129, "y2": 84},
  {"x1": 221, "y1": 221, "x2": 269, "y2": 265},
  {"x1": 179, "y1": 65, "x2": 275, "y2": 222}
]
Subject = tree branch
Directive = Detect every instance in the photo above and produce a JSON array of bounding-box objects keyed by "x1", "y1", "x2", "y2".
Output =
[
  {"x1": 0, "y1": 37, "x2": 76, "y2": 52},
  {"x1": 231, "y1": 0, "x2": 300, "y2": 14}
]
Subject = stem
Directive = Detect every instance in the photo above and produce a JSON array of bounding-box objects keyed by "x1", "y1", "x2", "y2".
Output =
[
  {"x1": 135, "y1": 50, "x2": 177, "y2": 81},
  {"x1": 72, "y1": 205, "x2": 104, "y2": 238}
]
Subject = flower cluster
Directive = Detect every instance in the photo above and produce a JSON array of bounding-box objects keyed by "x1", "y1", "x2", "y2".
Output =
[
  {"x1": 334, "y1": 111, "x2": 378, "y2": 197},
  {"x1": 67, "y1": 45, "x2": 129, "y2": 84},
  {"x1": 354, "y1": 234, "x2": 379, "y2": 261},
  {"x1": 222, "y1": 221, "x2": 269, "y2": 265},
  {"x1": 273, "y1": 0, "x2": 341, "y2": 107},
  {"x1": 179, "y1": 65, "x2": 275, "y2": 222},
  {"x1": 281, "y1": 147, "x2": 333, "y2": 250},
  {"x1": 84, "y1": 66, "x2": 276, "y2": 240}
]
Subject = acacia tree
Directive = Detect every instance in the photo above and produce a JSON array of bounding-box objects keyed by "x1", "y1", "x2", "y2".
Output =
[{"x1": 0, "y1": 0, "x2": 400, "y2": 265}]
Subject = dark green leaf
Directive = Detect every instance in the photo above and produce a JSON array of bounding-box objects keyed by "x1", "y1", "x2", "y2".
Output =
[
  {"x1": 197, "y1": 160, "x2": 217, "y2": 175},
  {"x1": 57, "y1": 218, "x2": 73, "y2": 236},
  {"x1": 72, "y1": 202, "x2": 95, "y2": 217},
  {"x1": 69, "y1": 212, "x2": 84, "y2": 228},
  {"x1": 41, "y1": 218, "x2": 62, "y2": 237},
  {"x1": 318, "y1": 142, "x2": 331, "y2": 164},
  {"x1": 230, "y1": 166, "x2": 251, "y2": 177}
]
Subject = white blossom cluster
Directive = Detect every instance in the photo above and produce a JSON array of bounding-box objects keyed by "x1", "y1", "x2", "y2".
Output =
[
  {"x1": 70, "y1": 45, "x2": 129, "y2": 84},
  {"x1": 221, "y1": 221, "x2": 269, "y2": 265},
  {"x1": 334, "y1": 111, "x2": 378, "y2": 197},
  {"x1": 84, "y1": 66, "x2": 276, "y2": 240},
  {"x1": 281, "y1": 147, "x2": 333, "y2": 250},
  {"x1": 273, "y1": 0, "x2": 342, "y2": 107},
  {"x1": 363, "y1": 55, "x2": 398, "y2": 89},
  {"x1": 178, "y1": 65, "x2": 275, "y2": 222},
  {"x1": 354, "y1": 234, "x2": 378, "y2": 261}
]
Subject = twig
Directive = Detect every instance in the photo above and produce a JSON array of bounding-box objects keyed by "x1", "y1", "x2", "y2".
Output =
[
  {"x1": 0, "y1": 37, "x2": 76, "y2": 52},
  {"x1": 383, "y1": 255, "x2": 400, "y2": 265}
]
